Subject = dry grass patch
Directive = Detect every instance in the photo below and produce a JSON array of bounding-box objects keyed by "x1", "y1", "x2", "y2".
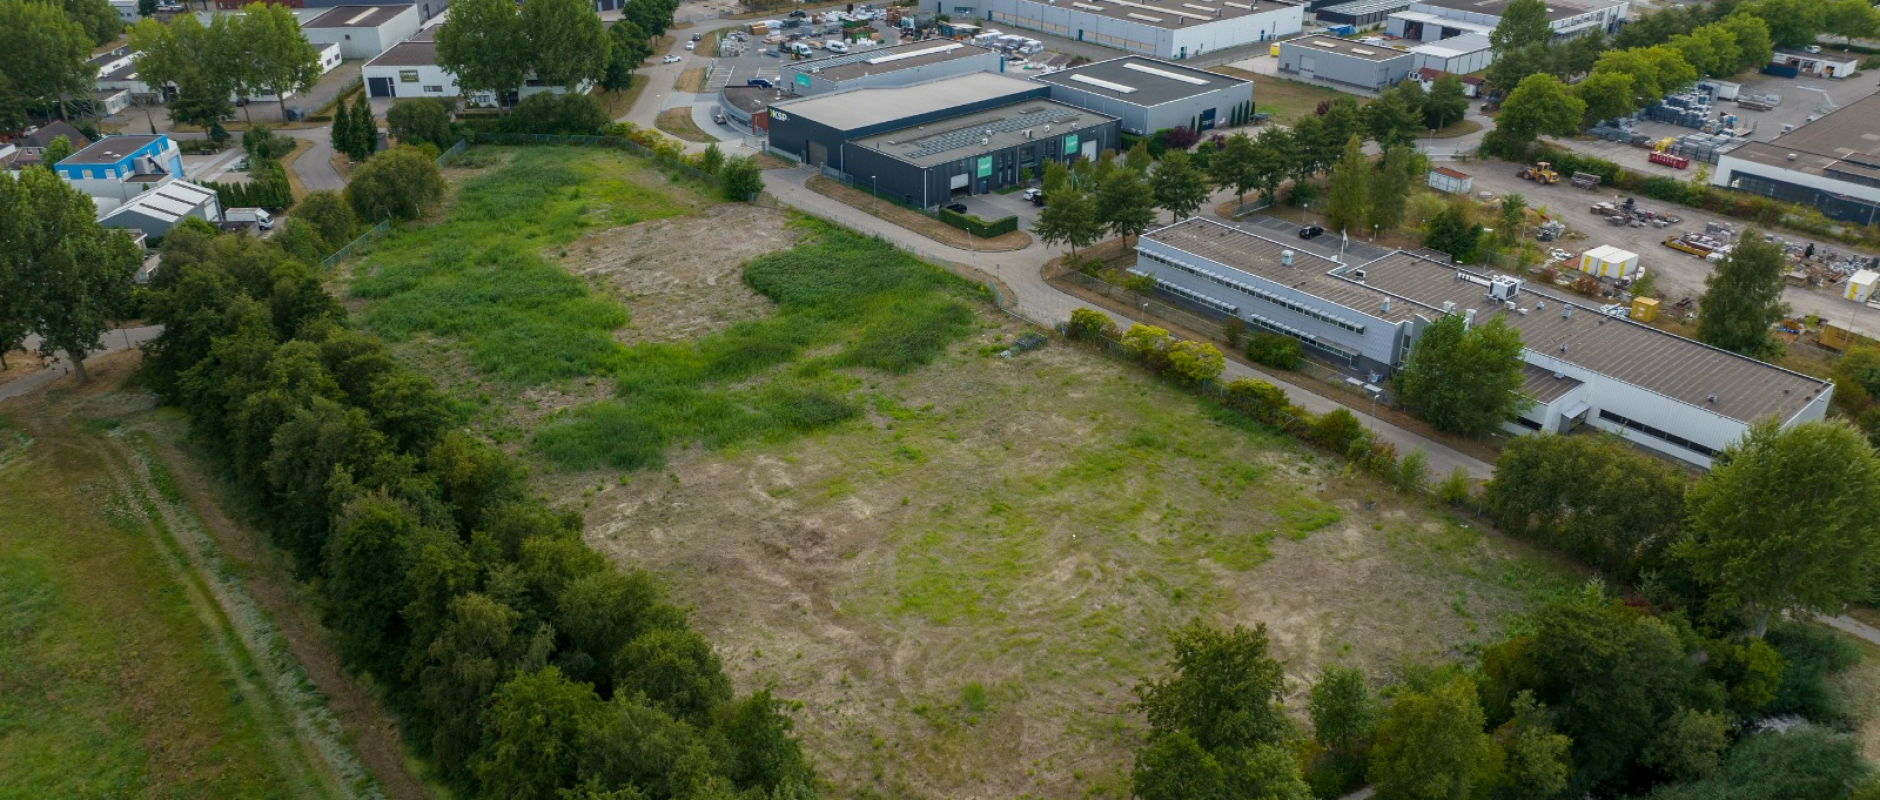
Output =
[
  {"x1": 570, "y1": 318, "x2": 1582, "y2": 800},
  {"x1": 674, "y1": 67, "x2": 707, "y2": 93},
  {"x1": 1215, "y1": 69, "x2": 1366, "y2": 124},
  {"x1": 807, "y1": 175, "x2": 1031, "y2": 251},
  {"x1": 657, "y1": 107, "x2": 716, "y2": 143}
]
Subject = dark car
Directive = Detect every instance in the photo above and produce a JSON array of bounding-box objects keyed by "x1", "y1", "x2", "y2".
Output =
[
  {"x1": 1298, "y1": 225, "x2": 1325, "y2": 240},
  {"x1": 943, "y1": 202, "x2": 969, "y2": 214},
  {"x1": 746, "y1": 78, "x2": 774, "y2": 89},
  {"x1": 1030, "y1": 192, "x2": 1046, "y2": 207}
]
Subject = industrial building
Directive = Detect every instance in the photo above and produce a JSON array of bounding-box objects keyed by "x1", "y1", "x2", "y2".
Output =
[
  {"x1": 1386, "y1": 0, "x2": 1627, "y2": 44},
  {"x1": 53, "y1": 134, "x2": 186, "y2": 215},
  {"x1": 767, "y1": 73, "x2": 1117, "y2": 206},
  {"x1": 363, "y1": 28, "x2": 589, "y2": 105},
  {"x1": 1276, "y1": 35, "x2": 1414, "y2": 91},
  {"x1": 299, "y1": 4, "x2": 421, "y2": 60},
  {"x1": 1767, "y1": 49, "x2": 1860, "y2": 79},
  {"x1": 1712, "y1": 92, "x2": 1880, "y2": 227},
  {"x1": 1412, "y1": 66, "x2": 1483, "y2": 96},
  {"x1": 1312, "y1": 0, "x2": 1411, "y2": 27},
  {"x1": 1130, "y1": 217, "x2": 1832, "y2": 467},
  {"x1": 1030, "y1": 55, "x2": 1252, "y2": 135},
  {"x1": 950, "y1": 0, "x2": 1304, "y2": 59},
  {"x1": 779, "y1": 41, "x2": 1005, "y2": 96},
  {"x1": 97, "y1": 180, "x2": 222, "y2": 239},
  {"x1": 216, "y1": 0, "x2": 448, "y2": 22},
  {"x1": 1406, "y1": 33, "x2": 1490, "y2": 75}
]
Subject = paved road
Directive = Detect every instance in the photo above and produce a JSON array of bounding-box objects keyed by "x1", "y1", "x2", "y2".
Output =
[
  {"x1": 282, "y1": 127, "x2": 346, "y2": 193},
  {"x1": 0, "y1": 326, "x2": 164, "y2": 403},
  {"x1": 1819, "y1": 613, "x2": 1880, "y2": 648}
]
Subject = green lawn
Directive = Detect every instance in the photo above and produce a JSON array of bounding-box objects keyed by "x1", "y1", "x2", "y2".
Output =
[
  {"x1": 1213, "y1": 67, "x2": 1370, "y2": 124},
  {"x1": 0, "y1": 412, "x2": 343, "y2": 798}
]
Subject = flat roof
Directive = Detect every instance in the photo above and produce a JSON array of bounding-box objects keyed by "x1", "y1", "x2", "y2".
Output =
[
  {"x1": 1723, "y1": 92, "x2": 1880, "y2": 187},
  {"x1": 1414, "y1": 0, "x2": 1619, "y2": 21},
  {"x1": 102, "y1": 180, "x2": 216, "y2": 224},
  {"x1": 850, "y1": 98, "x2": 1116, "y2": 168},
  {"x1": 63, "y1": 135, "x2": 162, "y2": 165},
  {"x1": 1430, "y1": 166, "x2": 1469, "y2": 179},
  {"x1": 1005, "y1": 0, "x2": 1294, "y2": 32},
  {"x1": 88, "y1": 46, "x2": 132, "y2": 68},
  {"x1": 790, "y1": 41, "x2": 999, "y2": 82},
  {"x1": 304, "y1": 4, "x2": 411, "y2": 27},
  {"x1": 770, "y1": 71, "x2": 1041, "y2": 131},
  {"x1": 365, "y1": 38, "x2": 437, "y2": 68},
  {"x1": 1143, "y1": 218, "x2": 1831, "y2": 423},
  {"x1": 1032, "y1": 56, "x2": 1249, "y2": 106},
  {"x1": 1388, "y1": 10, "x2": 1495, "y2": 33},
  {"x1": 1280, "y1": 35, "x2": 1413, "y2": 62},
  {"x1": 1408, "y1": 32, "x2": 1490, "y2": 57},
  {"x1": 1522, "y1": 363, "x2": 1583, "y2": 405},
  {"x1": 1319, "y1": 0, "x2": 1413, "y2": 14}
]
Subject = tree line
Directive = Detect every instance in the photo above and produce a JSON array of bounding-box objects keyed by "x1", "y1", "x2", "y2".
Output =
[
  {"x1": 0, "y1": 0, "x2": 121, "y2": 126},
  {"x1": 139, "y1": 198, "x2": 817, "y2": 800},
  {"x1": 436, "y1": 0, "x2": 677, "y2": 107},
  {"x1": 0, "y1": 165, "x2": 143, "y2": 379},
  {"x1": 128, "y1": 4, "x2": 323, "y2": 128}
]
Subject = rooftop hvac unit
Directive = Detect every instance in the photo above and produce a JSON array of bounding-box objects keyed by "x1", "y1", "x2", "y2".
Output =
[
  {"x1": 1463, "y1": 308, "x2": 1477, "y2": 327},
  {"x1": 1442, "y1": 301, "x2": 1455, "y2": 314},
  {"x1": 1488, "y1": 275, "x2": 1522, "y2": 301},
  {"x1": 1281, "y1": 249, "x2": 1294, "y2": 266}
]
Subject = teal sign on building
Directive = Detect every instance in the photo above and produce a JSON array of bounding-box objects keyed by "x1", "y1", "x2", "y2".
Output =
[
  {"x1": 976, "y1": 156, "x2": 992, "y2": 178},
  {"x1": 796, "y1": 73, "x2": 810, "y2": 87}
]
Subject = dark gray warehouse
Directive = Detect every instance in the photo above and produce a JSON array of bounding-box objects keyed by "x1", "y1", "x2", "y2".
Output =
[
  {"x1": 767, "y1": 72, "x2": 1119, "y2": 207},
  {"x1": 1030, "y1": 56, "x2": 1252, "y2": 136}
]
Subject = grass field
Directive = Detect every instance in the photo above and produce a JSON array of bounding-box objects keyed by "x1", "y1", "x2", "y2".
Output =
[
  {"x1": 1213, "y1": 67, "x2": 1366, "y2": 124},
  {"x1": 0, "y1": 367, "x2": 375, "y2": 799},
  {"x1": 349, "y1": 148, "x2": 708, "y2": 384},
  {"x1": 656, "y1": 107, "x2": 716, "y2": 143}
]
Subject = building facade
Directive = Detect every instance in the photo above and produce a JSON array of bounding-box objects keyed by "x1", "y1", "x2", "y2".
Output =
[
  {"x1": 217, "y1": 0, "x2": 446, "y2": 22},
  {"x1": 946, "y1": 0, "x2": 1303, "y2": 59},
  {"x1": 1407, "y1": 33, "x2": 1490, "y2": 75},
  {"x1": 1386, "y1": 0, "x2": 1626, "y2": 43},
  {"x1": 766, "y1": 72, "x2": 1047, "y2": 170},
  {"x1": 1276, "y1": 35, "x2": 1414, "y2": 91},
  {"x1": 54, "y1": 134, "x2": 186, "y2": 214},
  {"x1": 842, "y1": 98, "x2": 1118, "y2": 207},
  {"x1": 97, "y1": 180, "x2": 222, "y2": 238},
  {"x1": 300, "y1": 4, "x2": 421, "y2": 59},
  {"x1": 1131, "y1": 218, "x2": 1831, "y2": 467},
  {"x1": 1711, "y1": 93, "x2": 1880, "y2": 227},
  {"x1": 1031, "y1": 55, "x2": 1252, "y2": 135},
  {"x1": 363, "y1": 32, "x2": 588, "y2": 105}
]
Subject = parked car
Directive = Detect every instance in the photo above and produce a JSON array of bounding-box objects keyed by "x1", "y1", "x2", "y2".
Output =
[
  {"x1": 943, "y1": 202, "x2": 969, "y2": 214},
  {"x1": 825, "y1": 40, "x2": 849, "y2": 53},
  {"x1": 662, "y1": 54, "x2": 682, "y2": 63},
  {"x1": 1022, "y1": 187, "x2": 1041, "y2": 201},
  {"x1": 746, "y1": 78, "x2": 774, "y2": 89},
  {"x1": 1298, "y1": 224, "x2": 1324, "y2": 240},
  {"x1": 713, "y1": 110, "x2": 726, "y2": 125},
  {"x1": 1031, "y1": 192, "x2": 1046, "y2": 207},
  {"x1": 691, "y1": 32, "x2": 703, "y2": 41},
  {"x1": 685, "y1": 41, "x2": 696, "y2": 50}
]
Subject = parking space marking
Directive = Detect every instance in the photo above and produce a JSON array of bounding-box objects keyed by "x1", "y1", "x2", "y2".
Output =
[{"x1": 705, "y1": 64, "x2": 737, "y2": 90}]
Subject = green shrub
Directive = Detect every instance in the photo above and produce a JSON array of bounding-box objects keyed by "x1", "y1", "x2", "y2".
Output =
[
  {"x1": 936, "y1": 206, "x2": 1019, "y2": 238},
  {"x1": 1311, "y1": 408, "x2": 1366, "y2": 453},
  {"x1": 1067, "y1": 307, "x2": 1118, "y2": 341},
  {"x1": 1437, "y1": 466, "x2": 1475, "y2": 507},
  {"x1": 1246, "y1": 333, "x2": 1304, "y2": 370},
  {"x1": 1764, "y1": 622, "x2": 1862, "y2": 724}
]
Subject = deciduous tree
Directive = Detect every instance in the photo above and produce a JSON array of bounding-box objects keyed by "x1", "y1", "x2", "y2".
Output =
[
  {"x1": 240, "y1": 3, "x2": 322, "y2": 121},
  {"x1": 1489, "y1": 73, "x2": 1585, "y2": 152},
  {"x1": 1325, "y1": 135, "x2": 1370, "y2": 235},
  {"x1": 1150, "y1": 149, "x2": 1208, "y2": 222},
  {"x1": 718, "y1": 155, "x2": 764, "y2": 201},
  {"x1": 1096, "y1": 164, "x2": 1156, "y2": 245},
  {"x1": 386, "y1": 98, "x2": 455, "y2": 150},
  {"x1": 1423, "y1": 74, "x2": 1469, "y2": 130},
  {"x1": 1368, "y1": 144, "x2": 1414, "y2": 234},
  {"x1": 1574, "y1": 70, "x2": 1638, "y2": 125},
  {"x1": 0, "y1": 2, "x2": 91, "y2": 124},
  {"x1": 1310, "y1": 665, "x2": 1377, "y2": 755},
  {"x1": 436, "y1": 0, "x2": 528, "y2": 107},
  {"x1": 1034, "y1": 181, "x2": 1103, "y2": 255},
  {"x1": 0, "y1": 167, "x2": 142, "y2": 383},
  {"x1": 1395, "y1": 312, "x2": 1527, "y2": 436},
  {"x1": 345, "y1": 145, "x2": 447, "y2": 221},
  {"x1": 1717, "y1": 14, "x2": 1775, "y2": 73},
  {"x1": 1490, "y1": 0, "x2": 1553, "y2": 53},
  {"x1": 473, "y1": 667, "x2": 609, "y2": 800},
  {"x1": 522, "y1": 0, "x2": 609, "y2": 90},
  {"x1": 1678, "y1": 418, "x2": 1880, "y2": 635},
  {"x1": 1696, "y1": 227, "x2": 1788, "y2": 356},
  {"x1": 602, "y1": 19, "x2": 651, "y2": 92},
  {"x1": 1484, "y1": 433, "x2": 1687, "y2": 580},
  {"x1": 1368, "y1": 676, "x2": 1501, "y2": 800},
  {"x1": 1135, "y1": 621, "x2": 1291, "y2": 751}
]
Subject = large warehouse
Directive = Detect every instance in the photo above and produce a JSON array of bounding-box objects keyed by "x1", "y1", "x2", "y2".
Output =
[
  {"x1": 299, "y1": 4, "x2": 421, "y2": 60},
  {"x1": 1387, "y1": 0, "x2": 1627, "y2": 44},
  {"x1": 1131, "y1": 218, "x2": 1831, "y2": 467},
  {"x1": 950, "y1": 0, "x2": 1304, "y2": 59},
  {"x1": 1712, "y1": 93, "x2": 1880, "y2": 226},
  {"x1": 1276, "y1": 35, "x2": 1415, "y2": 91},
  {"x1": 779, "y1": 41, "x2": 1005, "y2": 96},
  {"x1": 767, "y1": 72, "x2": 1117, "y2": 206},
  {"x1": 1030, "y1": 56, "x2": 1252, "y2": 135}
]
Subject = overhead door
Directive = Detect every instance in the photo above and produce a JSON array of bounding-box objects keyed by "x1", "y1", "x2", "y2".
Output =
[
  {"x1": 949, "y1": 173, "x2": 968, "y2": 190},
  {"x1": 807, "y1": 141, "x2": 828, "y2": 167},
  {"x1": 367, "y1": 76, "x2": 395, "y2": 98}
]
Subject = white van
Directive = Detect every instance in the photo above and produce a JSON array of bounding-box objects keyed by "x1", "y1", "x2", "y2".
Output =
[{"x1": 825, "y1": 40, "x2": 848, "y2": 52}]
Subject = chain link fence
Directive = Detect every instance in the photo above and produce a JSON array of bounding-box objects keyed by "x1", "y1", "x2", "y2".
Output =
[{"x1": 319, "y1": 219, "x2": 391, "y2": 269}]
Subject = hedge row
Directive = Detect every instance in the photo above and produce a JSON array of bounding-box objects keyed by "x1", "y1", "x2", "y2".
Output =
[{"x1": 936, "y1": 206, "x2": 1019, "y2": 238}]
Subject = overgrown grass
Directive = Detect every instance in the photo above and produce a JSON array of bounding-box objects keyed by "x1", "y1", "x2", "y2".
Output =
[
  {"x1": 536, "y1": 221, "x2": 980, "y2": 471},
  {"x1": 349, "y1": 148, "x2": 698, "y2": 383}
]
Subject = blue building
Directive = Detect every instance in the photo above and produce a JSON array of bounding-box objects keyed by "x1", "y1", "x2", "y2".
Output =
[{"x1": 53, "y1": 134, "x2": 186, "y2": 215}]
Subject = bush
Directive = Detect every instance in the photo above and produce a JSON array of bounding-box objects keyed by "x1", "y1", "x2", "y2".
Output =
[
  {"x1": 1224, "y1": 378, "x2": 1293, "y2": 427},
  {"x1": 1122, "y1": 323, "x2": 1173, "y2": 371},
  {"x1": 1311, "y1": 408, "x2": 1366, "y2": 454},
  {"x1": 241, "y1": 125, "x2": 295, "y2": 162},
  {"x1": 1167, "y1": 339, "x2": 1224, "y2": 384},
  {"x1": 503, "y1": 92, "x2": 609, "y2": 136},
  {"x1": 1437, "y1": 466, "x2": 1475, "y2": 507},
  {"x1": 936, "y1": 207, "x2": 1019, "y2": 238},
  {"x1": 1067, "y1": 307, "x2": 1118, "y2": 341},
  {"x1": 718, "y1": 156, "x2": 764, "y2": 201},
  {"x1": 345, "y1": 145, "x2": 447, "y2": 222},
  {"x1": 1764, "y1": 622, "x2": 1862, "y2": 724},
  {"x1": 386, "y1": 98, "x2": 457, "y2": 150},
  {"x1": 1246, "y1": 333, "x2": 1304, "y2": 370},
  {"x1": 1397, "y1": 447, "x2": 1428, "y2": 494}
]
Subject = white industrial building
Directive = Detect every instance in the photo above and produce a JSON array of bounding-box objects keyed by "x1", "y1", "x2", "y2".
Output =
[
  {"x1": 1031, "y1": 56, "x2": 1253, "y2": 134},
  {"x1": 779, "y1": 41, "x2": 1006, "y2": 96},
  {"x1": 1407, "y1": 33, "x2": 1490, "y2": 74},
  {"x1": 1276, "y1": 35, "x2": 1415, "y2": 91},
  {"x1": 363, "y1": 29, "x2": 590, "y2": 105},
  {"x1": 300, "y1": 4, "x2": 422, "y2": 60},
  {"x1": 97, "y1": 180, "x2": 222, "y2": 239},
  {"x1": 1712, "y1": 92, "x2": 1880, "y2": 227},
  {"x1": 1386, "y1": 0, "x2": 1627, "y2": 43},
  {"x1": 948, "y1": 0, "x2": 1304, "y2": 60},
  {"x1": 1130, "y1": 217, "x2": 1831, "y2": 467}
]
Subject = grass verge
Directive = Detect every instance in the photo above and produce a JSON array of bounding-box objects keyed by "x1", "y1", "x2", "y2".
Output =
[
  {"x1": 806, "y1": 175, "x2": 1032, "y2": 251},
  {"x1": 348, "y1": 147, "x2": 704, "y2": 383},
  {"x1": 1425, "y1": 119, "x2": 1484, "y2": 139},
  {"x1": 675, "y1": 67, "x2": 707, "y2": 93},
  {"x1": 535, "y1": 218, "x2": 983, "y2": 470},
  {"x1": 657, "y1": 107, "x2": 717, "y2": 143},
  {"x1": 1213, "y1": 68, "x2": 1366, "y2": 123}
]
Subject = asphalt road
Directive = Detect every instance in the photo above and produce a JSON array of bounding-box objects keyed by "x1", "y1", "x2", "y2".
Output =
[{"x1": 283, "y1": 127, "x2": 346, "y2": 193}]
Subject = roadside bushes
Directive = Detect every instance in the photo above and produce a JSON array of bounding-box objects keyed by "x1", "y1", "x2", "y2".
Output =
[
  {"x1": 1245, "y1": 332, "x2": 1303, "y2": 370},
  {"x1": 502, "y1": 92, "x2": 609, "y2": 136},
  {"x1": 936, "y1": 206, "x2": 1019, "y2": 238}
]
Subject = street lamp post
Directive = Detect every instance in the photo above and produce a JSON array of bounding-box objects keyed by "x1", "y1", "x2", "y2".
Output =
[{"x1": 871, "y1": 174, "x2": 878, "y2": 214}]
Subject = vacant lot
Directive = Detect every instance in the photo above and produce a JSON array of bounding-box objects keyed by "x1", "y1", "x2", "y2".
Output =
[
  {"x1": 345, "y1": 145, "x2": 1585, "y2": 800},
  {"x1": 0, "y1": 357, "x2": 383, "y2": 800}
]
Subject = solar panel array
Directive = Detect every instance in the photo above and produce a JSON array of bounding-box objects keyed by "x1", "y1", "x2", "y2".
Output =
[{"x1": 892, "y1": 106, "x2": 1085, "y2": 161}]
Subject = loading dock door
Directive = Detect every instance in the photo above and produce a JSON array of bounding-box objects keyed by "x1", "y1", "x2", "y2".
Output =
[
  {"x1": 1299, "y1": 56, "x2": 1316, "y2": 79},
  {"x1": 1081, "y1": 140, "x2": 1097, "y2": 161},
  {"x1": 367, "y1": 77, "x2": 394, "y2": 98},
  {"x1": 1199, "y1": 107, "x2": 1217, "y2": 131},
  {"x1": 949, "y1": 173, "x2": 968, "y2": 191},
  {"x1": 807, "y1": 141, "x2": 828, "y2": 167}
]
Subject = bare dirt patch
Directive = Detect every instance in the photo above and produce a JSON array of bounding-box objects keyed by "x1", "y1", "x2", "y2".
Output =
[
  {"x1": 562, "y1": 202, "x2": 799, "y2": 345},
  {"x1": 571, "y1": 314, "x2": 1581, "y2": 800}
]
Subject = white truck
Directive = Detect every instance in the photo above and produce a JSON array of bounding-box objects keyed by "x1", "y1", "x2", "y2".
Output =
[{"x1": 225, "y1": 207, "x2": 273, "y2": 230}]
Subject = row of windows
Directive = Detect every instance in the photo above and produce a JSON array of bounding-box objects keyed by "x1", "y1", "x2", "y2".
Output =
[
  {"x1": 1596, "y1": 409, "x2": 1719, "y2": 458},
  {"x1": 1142, "y1": 252, "x2": 1367, "y2": 334},
  {"x1": 1243, "y1": 313, "x2": 1361, "y2": 366},
  {"x1": 1087, "y1": 31, "x2": 1151, "y2": 52},
  {"x1": 1133, "y1": 270, "x2": 1239, "y2": 315}
]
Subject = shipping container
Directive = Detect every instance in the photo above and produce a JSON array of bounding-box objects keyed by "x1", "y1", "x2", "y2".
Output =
[
  {"x1": 1629, "y1": 296, "x2": 1658, "y2": 322},
  {"x1": 1761, "y1": 63, "x2": 1800, "y2": 78},
  {"x1": 1579, "y1": 245, "x2": 1641, "y2": 279},
  {"x1": 1847, "y1": 269, "x2": 1880, "y2": 303},
  {"x1": 1821, "y1": 321, "x2": 1875, "y2": 351},
  {"x1": 1649, "y1": 151, "x2": 1691, "y2": 169}
]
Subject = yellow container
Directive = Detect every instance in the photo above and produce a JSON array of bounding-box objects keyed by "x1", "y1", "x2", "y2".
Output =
[
  {"x1": 1629, "y1": 296, "x2": 1658, "y2": 322},
  {"x1": 1270, "y1": 43, "x2": 1280, "y2": 56},
  {"x1": 1822, "y1": 321, "x2": 1874, "y2": 351}
]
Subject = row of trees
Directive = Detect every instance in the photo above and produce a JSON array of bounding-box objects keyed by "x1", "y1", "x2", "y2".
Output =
[
  {"x1": 332, "y1": 92, "x2": 381, "y2": 162},
  {"x1": 437, "y1": 0, "x2": 676, "y2": 106},
  {"x1": 0, "y1": 0, "x2": 102, "y2": 126},
  {"x1": 139, "y1": 178, "x2": 817, "y2": 800},
  {"x1": 129, "y1": 6, "x2": 323, "y2": 125}
]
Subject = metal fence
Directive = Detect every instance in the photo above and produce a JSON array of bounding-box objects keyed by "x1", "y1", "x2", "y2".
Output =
[
  {"x1": 437, "y1": 138, "x2": 468, "y2": 165},
  {"x1": 470, "y1": 133, "x2": 717, "y2": 184},
  {"x1": 319, "y1": 219, "x2": 391, "y2": 269}
]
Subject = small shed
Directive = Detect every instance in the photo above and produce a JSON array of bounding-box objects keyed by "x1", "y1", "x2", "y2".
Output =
[
  {"x1": 1579, "y1": 245, "x2": 1640, "y2": 279},
  {"x1": 1847, "y1": 269, "x2": 1880, "y2": 303},
  {"x1": 1427, "y1": 166, "x2": 1471, "y2": 194}
]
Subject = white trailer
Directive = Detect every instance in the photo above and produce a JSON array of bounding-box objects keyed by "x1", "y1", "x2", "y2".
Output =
[
  {"x1": 1579, "y1": 245, "x2": 1640, "y2": 279},
  {"x1": 1847, "y1": 269, "x2": 1880, "y2": 303}
]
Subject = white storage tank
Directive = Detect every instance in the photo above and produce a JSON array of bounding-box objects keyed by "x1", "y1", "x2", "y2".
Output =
[
  {"x1": 1847, "y1": 269, "x2": 1880, "y2": 303},
  {"x1": 1579, "y1": 245, "x2": 1641, "y2": 279}
]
